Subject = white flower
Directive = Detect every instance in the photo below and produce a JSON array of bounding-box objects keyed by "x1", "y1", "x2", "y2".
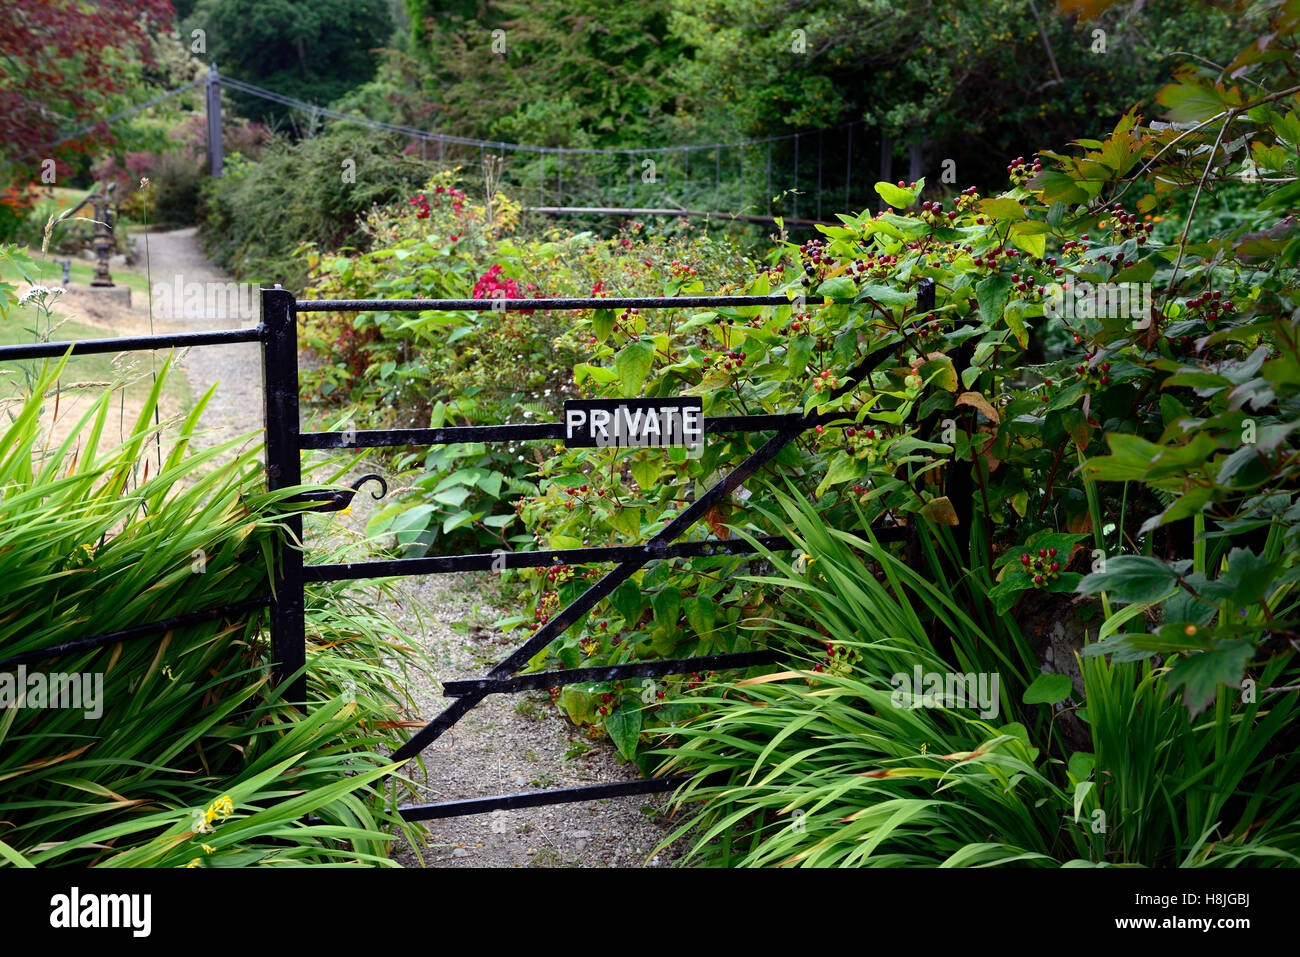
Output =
[
  {"x1": 17, "y1": 286, "x2": 64, "y2": 308},
  {"x1": 17, "y1": 286, "x2": 48, "y2": 307}
]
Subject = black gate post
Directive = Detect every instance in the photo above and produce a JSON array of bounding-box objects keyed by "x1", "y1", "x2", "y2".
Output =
[{"x1": 262, "y1": 286, "x2": 307, "y2": 702}]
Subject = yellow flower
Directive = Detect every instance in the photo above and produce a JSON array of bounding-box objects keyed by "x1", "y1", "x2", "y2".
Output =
[
  {"x1": 202, "y1": 794, "x2": 235, "y2": 828},
  {"x1": 185, "y1": 858, "x2": 201, "y2": 868},
  {"x1": 202, "y1": 844, "x2": 216, "y2": 854}
]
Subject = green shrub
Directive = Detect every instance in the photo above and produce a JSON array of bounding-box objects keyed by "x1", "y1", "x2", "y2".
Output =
[{"x1": 199, "y1": 129, "x2": 436, "y2": 286}]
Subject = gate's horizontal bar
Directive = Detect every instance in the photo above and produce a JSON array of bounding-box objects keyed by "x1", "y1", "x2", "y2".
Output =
[
  {"x1": 295, "y1": 294, "x2": 792, "y2": 313},
  {"x1": 442, "y1": 649, "x2": 782, "y2": 696},
  {"x1": 0, "y1": 326, "x2": 264, "y2": 362},
  {"x1": 298, "y1": 413, "x2": 802, "y2": 450},
  {"x1": 0, "y1": 595, "x2": 272, "y2": 670},
  {"x1": 396, "y1": 775, "x2": 692, "y2": 821},
  {"x1": 303, "y1": 536, "x2": 793, "y2": 583}
]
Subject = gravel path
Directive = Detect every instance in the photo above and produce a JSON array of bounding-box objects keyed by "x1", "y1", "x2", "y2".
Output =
[{"x1": 141, "y1": 228, "x2": 689, "y2": 868}]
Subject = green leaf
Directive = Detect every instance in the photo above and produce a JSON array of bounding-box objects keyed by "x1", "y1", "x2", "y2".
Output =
[
  {"x1": 608, "y1": 507, "x2": 642, "y2": 538},
  {"x1": 630, "y1": 457, "x2": 661, "y2": 490},
  {"x1": 610, "y1": 581, "x2": 645, "y2": 624},
  {"x1": 1072, "y1": 781, "x2": 1095, "y2": 823},
  {"x1": 1023, "y1": 673, "x2": 1073, "y2": 705},
  {"x1": 574, "y1": 363, "x2": 619, "y2": 386},
  {"x1": 979, "y1": 197, "x2": 1027, "y2": 221},
  {"x1": 816, "y1": 276, "x2": 857, "y2": 302},
  {"x1": 1078, "y1": 555, "x2": 1189, "y2": 604},
  {"x1": 685, "y1": 596, "x2": 715, "y2": 639},
  {"x1": 652, "y1": 586, "x2": 681, "y2": 630},
  {"x1": 787, "y1": 335, "x2": 816, "y2": 375},
  {"x1": 604, "y1": 706, "x2": 642, "y2": 759},
  {"x1": 432, "y1": 485, "x2": 472, "y2": 507},
  {"x1": 856, "y1": 283, "x2": 914, "y2": 308},
  {"x1": 592, "y1": 308, "x2": 615, "y2": 342},
  {"x1": 1010, "y1": 221, "x2": 1047, "y2": 258},
  {"x1": 1167, "y1": 640, "x2": 1254, "y2": 716},
  {"x1": 976, "y1": 275, "x2": 1012, "y2": 325},
  {"x1": 615, "y1": 340, "x2": 655, "y2": 396},
  {"x1": 816, "y1": 451, "x2": 869, "y2": 496},
  {"x1": 875, "y1": 180, "x2": 918, "y2": 209}
]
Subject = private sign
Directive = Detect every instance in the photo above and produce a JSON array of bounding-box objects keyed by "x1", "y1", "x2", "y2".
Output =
[{"x1": 563, "y1": 398, "x2": 703, "y2": 450}]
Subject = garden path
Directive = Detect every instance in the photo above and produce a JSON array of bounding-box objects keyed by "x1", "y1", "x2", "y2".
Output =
[{"x1": 143, "y1": 228, "x2": 686, "y2": 868}]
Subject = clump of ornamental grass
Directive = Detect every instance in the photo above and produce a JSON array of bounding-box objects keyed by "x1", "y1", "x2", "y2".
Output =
[
  {"x1": 0, "y1": 354, "x2": 426, "y2": 866},
  {"x1": 650, "y1": 487, "x2": 1300, "y2": 868}
]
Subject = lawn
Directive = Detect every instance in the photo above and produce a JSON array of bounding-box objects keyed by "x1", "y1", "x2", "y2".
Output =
[
  {"x1": 1, "y1": 244, "x2": 152, "y2": 296},
  {"x1": 0, "y1": 304, "x2": 191, "y2": 411}
]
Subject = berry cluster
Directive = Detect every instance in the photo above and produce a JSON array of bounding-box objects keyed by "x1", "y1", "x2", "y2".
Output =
[
  {"x1": 1185, "y1": 290, "x2": 1234, "y2": 328},
  {"x1": 669, "y1": 259, "x2": 698, "y2": 278},
  {"x1": 533, "y1": 589, "x2": 559, "y2": 624},
  {"x1": 811, "y1": 641, "x2": 861, "y2": 677},
  {"x1": 1020, "y1": 547, "x2": 1061, "y2": 588},
  {"x1": 543, "y1": 563, "x2": 575, "y2": 587},
  {"x1": 683, "y1": 670, "x2": 718, "y2": 692},
  {"x1": 811, "y1": 368, "x2": 841, "y2": 393},
  {"x1": 1073, "y1": 354, "x2": 1112, "y2": 389},
  {"x1": 798, "y1": 240, "x2": 835, "y2": 285},
  {"x1": 409, "y1": 184, "x2": 467, "y2": 219},
  {"x1": 597, "y1": 683, "x2": 628, "y2": 717},
  {"x1": 1007, "y1": 155, "x2": 1043, "y2": 185},
  {"x1": 919, "y1": 200, "x2": 960, "y2": 227},
  {"x1": 967, "y1": 244, "x2": 1020, "y2": 273},
  {"x1": 841, "y1": 424, "x2": 901, "y2": 462},
  {"x1": 1009, "y1": 268, "x2": 1048, "y2": 300},
  {"x1": 1060, "y1": 234, "x2": 1090, "y2": 257},
  {"x1": 1101, "y1": 203, "x2": 1155, "y2": 245},
  {"x1": 954, "y1": 186, "x2": 980, "y2": 211},
  {"x1": 844, "y1": 252, "x2": 901, "y2": 280},
  {"x1": 703, "y1": 350, "x2": 747, "y2": 375}
]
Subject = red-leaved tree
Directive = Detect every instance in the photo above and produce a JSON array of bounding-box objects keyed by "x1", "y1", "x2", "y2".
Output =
[{"x1": 0, "y1": 0, "x2": 176, "y2": 186}]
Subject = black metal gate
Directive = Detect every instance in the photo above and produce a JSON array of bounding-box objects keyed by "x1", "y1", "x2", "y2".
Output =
[
  {"x1": 0, "y1": 278, "x2": 952, "y2": 825},
  {"x1": 263, "y1": 281, "x2": 942, "y2": 820}
]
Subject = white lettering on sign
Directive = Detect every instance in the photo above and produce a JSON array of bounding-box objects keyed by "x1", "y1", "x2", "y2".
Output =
[{"x1": 563, "y1": 399, "x2": 703, "y2": 450}]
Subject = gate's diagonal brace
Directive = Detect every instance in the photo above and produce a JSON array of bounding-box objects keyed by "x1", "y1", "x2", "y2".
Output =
[
  {"x1": 389, "y1": 423, "x2": 804, "y2": 765},
  {"x1": 390, "y1": 556, "x2": 647, "y2": 763},
  {"x1": 387, "y1": 279, "x2": 938, "y2": 774}
]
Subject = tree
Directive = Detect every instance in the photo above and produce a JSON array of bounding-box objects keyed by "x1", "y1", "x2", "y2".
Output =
[
  {"x1": 0, "y1": 0, "x2": 176, "y2": 185},
  {"x1": 402, "y1": 0, "x2": 686, "y2": 148},
  {"x1": 667, "y1": 0, "x2": 1243, "y2": 187},
  {"x1": 184, "y1": 0, "x2": 394, "y2": 129}
]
